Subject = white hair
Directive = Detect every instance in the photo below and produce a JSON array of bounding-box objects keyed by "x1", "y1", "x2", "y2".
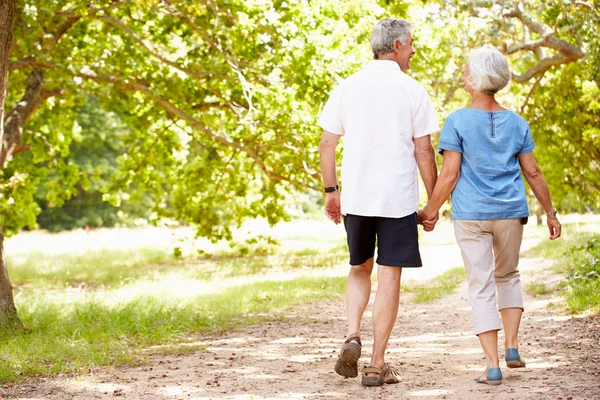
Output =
[
  {"x1": 371, "y1": 18, "x2": 412, "y2": 59},
  {"x1": 467, "y1": 47, "x2": 511, "y2": 95}
]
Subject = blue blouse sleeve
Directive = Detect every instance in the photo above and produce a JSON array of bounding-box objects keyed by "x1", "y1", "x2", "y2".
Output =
[
  {"x1": 518, "y1": 125, "x2": 535, "y2": 154},
  {"x1": 438, "y1": 115, "x2": 463, "y2": 155}
]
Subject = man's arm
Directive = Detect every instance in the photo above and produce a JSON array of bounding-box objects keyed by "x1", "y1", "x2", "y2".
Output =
[
  {"x1": 518, "y1": 152, "x2": 561, "y2": 240},
  {"x1": 319, "y1": 130, "x2": 342, "y2": 224},
  {"x1": 414, "y1": 135, "x2": 438, "y2": 199}
]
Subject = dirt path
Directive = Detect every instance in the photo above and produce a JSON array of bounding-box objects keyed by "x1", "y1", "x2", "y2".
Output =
[{"x1": 4, "y1": 257, "x2": 600, "y2": 400}]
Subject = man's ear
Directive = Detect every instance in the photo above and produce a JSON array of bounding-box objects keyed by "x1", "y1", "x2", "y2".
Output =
[{"x1": 393, "y1": 39, "x2": 402, "y2": 52}]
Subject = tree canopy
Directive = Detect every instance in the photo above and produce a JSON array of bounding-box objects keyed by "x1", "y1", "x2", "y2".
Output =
[{"x1": 3, "y1": 0, "x2": 599, "y2": 242}]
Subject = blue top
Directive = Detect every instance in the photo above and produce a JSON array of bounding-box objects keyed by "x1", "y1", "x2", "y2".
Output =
[{"x1": 438, "y1": 108, "x2": 535, "y2": 220}]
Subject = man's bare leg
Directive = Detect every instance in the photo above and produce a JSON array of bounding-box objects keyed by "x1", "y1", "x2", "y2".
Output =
[
  {"x1": 346, "y1": 257, "x2": 374, "y2": 337},
  {"x1": 369, "y1": 265, "x2": 402, "y2": 371}
]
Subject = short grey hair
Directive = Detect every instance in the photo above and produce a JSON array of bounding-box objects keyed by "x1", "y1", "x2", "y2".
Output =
[
  {"x1": 371, "y1": 18, "x2": 412, "y2": 59},
  {"x1": 467, "y1": 47, "x2": 511, "y2": 95}
]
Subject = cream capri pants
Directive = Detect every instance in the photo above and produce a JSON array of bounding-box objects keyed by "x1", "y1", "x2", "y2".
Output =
[{"x1": 454, "y1": 219, "x2": 525, "y2": 335}]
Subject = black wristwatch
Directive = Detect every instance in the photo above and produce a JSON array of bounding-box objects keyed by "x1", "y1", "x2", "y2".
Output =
[{"x1": 324, "y1": 185, "x2": 339, "y2": 193}]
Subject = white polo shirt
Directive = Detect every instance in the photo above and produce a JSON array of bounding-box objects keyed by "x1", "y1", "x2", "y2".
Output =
[{"x1": 318, "y1": 60, "x2": 439, "y2": 218}]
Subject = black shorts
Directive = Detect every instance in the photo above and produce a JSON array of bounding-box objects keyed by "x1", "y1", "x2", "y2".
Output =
[{"x1": 343, "y1": 213, "x2": 422, "y2": 267}]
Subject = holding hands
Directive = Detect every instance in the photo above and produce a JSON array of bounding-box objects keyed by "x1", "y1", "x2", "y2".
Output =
[{"x1": 418, "y1": 207, "x2": 439, "y2": 232}]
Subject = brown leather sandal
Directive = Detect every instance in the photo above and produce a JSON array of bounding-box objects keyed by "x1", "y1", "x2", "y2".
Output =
[
  {"x1": 361, "y1": 364, "x2": 401, "y2": 387},
  {"x1": 334, "y1": 333, "x2": 362, "y2": 378}
]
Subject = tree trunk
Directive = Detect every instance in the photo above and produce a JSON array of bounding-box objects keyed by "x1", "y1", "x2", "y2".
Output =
[
  {"x1": 536, "y1": 206, "x2": 543, "y2": 226},
  {"x1": 0, "y1": 0, "x2": 21, "y2": 326},
  {"x1": 0, "y1": 233, "x2": 19, "y2": 325}
]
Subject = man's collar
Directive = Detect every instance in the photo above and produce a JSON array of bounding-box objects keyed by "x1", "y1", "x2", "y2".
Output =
[{"x1": 367, "y1": 60, "x2": 402, "y2": 71}]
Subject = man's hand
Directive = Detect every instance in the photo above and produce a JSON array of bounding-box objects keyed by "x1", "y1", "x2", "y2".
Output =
[
  {"x1": 547, "y1": 214, "x2": 562, "y2": 240},
  {"x1": 324, "y1": 192, "x2": 342, "y2": 224},
  {"x1": 418, "y1": 208, "x2": 439, "y2": 232}
]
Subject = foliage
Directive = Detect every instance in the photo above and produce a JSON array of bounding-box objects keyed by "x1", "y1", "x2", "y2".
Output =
[
  {"x1": 410, "y1": 0, "x2": 600, "y2": 210},
  {"x1": 35, "y1": 95, "x2": 153, "y2": 231},
  {"x1": 6, "y1": 0, "x2": 391, "y2": 239},
  {"x1": 5, "y1": 0, "x2": 599, "y2": 237}
]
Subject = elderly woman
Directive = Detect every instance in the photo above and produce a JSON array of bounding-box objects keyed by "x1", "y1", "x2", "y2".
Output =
[{"x1": 419, "y1": 47, "x2": 562, "y2": 385}]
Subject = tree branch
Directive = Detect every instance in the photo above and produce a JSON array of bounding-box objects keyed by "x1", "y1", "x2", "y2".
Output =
[
  {"x1": 1, "y1": 69, "x2": 45, "y2": 167},
  {"x1": 502, "y1": 4, "x2": 585, "y2": 82},
  {"x1": 511, "y1": 54, "x2": 570, "y2": 83},
  {"x1": 76, "y1": 71, "x2": 318, "y2": 191},
  {"x1": 95, "y1": 15, "x2": 235, "y2": 82},
  {"x1": 8, "y1": 57, "x2": 54, "y2": 71},
  {"x1": 520, "y1": 71, "x2": 545, "y2": 114}
]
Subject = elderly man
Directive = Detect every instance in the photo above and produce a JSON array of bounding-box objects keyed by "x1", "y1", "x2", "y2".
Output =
[{"x1": 318, "y1": 18, "x2": 439, "y2": 387}]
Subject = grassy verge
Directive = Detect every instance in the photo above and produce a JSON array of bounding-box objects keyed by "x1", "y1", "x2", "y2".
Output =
[
  {"x1": 524, "y1": 231, "x2": 599, "y2": 315},
  {"x1": 561, "y1": 236, "x2": 600, "y2": 315},
  {"x1": 0, "y1": 276, "x2": 346, "y2": 383},
  {"x1": 7, "y1": 243, "x2": 349, "y2": 290},
  {"x1": 403, "y1": 266, "x2": 466, "y2": 303},
  {"x1": 1, "y1": 226, "x2": 351, "y2": 384}
]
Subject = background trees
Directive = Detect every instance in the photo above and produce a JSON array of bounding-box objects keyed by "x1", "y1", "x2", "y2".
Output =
[
  {"x1": 411, "y1": 0, "x2": 599, "y2": 209},
  {"x1": 1, "y1": 0, "x2": 599, "y2": 324}
]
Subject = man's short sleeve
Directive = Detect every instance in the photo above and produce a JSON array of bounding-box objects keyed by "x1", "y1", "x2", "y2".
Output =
[
  {"x1": 318, "y1": 85, "x2": 344, "y2": 135},
  {"x1": 438, "y1": 116, "x2": 463, "y2": 154},
  {"x1": 518, "y1": 125, "x2": 535, "y2": 154},
  {"x1": 412, "y1": 86, "x2": 440, "y2": 139}
]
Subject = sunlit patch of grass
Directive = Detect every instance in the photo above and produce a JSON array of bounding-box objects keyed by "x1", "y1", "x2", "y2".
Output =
[
  {"x1": 524, "y1": 230, "x2": 600, "y2": 316},
  {"x1": 8, "y1": 239, "x2": 349, "y2": 290},
  {"x1": 403, "y1": 266, "x2": 466, "y2": 304},
  {"x1": 525, "y1": 282, "x2": 552, "y2": 297},
  {"x1": 0, "y1": 275, "x2": 346, "y2": 383},
  {"x1": 7, "y1": 248, "x2": 174, "y2": 289},
  {"x1": 522, "y1": 229, "x2": 596, "y2": 267},
  {"x1": 184, "y1": 245, "x2": 348, "y2": 281},
  {"x1": 564, "y1": 281, "x2": 600, "y2": 315}
]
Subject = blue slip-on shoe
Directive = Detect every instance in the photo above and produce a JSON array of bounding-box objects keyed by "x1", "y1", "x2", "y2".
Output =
[
  {"x1": 475, "y1": 367, "x2": 503, "y2": 385},
  {"x1": 505, "y1": 348, "x2": 526, "y2": 368}
]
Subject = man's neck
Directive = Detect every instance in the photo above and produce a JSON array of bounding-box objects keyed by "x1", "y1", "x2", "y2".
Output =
[{"x1": 376, "y1": 54, "x2": 397, "y2": 63}]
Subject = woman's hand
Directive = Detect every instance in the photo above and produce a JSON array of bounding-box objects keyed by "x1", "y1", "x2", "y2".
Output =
[{"x1": 547, "y1": 214, "x2": 562, "y2": 240}]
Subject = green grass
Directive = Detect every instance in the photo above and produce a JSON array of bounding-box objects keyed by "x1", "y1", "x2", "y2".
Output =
[
  {"x1": 522, "y1": 230, "x2": 596, "y2": 271},
  {"x1": 0, "y1": 225, "x2": 352, "y2": 383},
  {"x1": 403, "y1": 266, "x2": 467, "y2": 303},
  {"x1": 7, "y1": 248, "x2": 174, "y2": 289},
  {"x1": 0, "y1": 276, "x2": 346, "y2": 383},
  {"x1": 525, "y1": 282, "x2": 552, "y2": 297},
  {"x1": 561, "y1": 235, "x2": 600, "y2": 315},
  {"x1": 7, "y1": 243, "x2": 349, "y2": 290},
  {"x1": 4, "y1": 218, "x2": 596, "y2": 384},
  {"x1": 526, "y1": 231, "x2": 600, "y2": 315}
]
